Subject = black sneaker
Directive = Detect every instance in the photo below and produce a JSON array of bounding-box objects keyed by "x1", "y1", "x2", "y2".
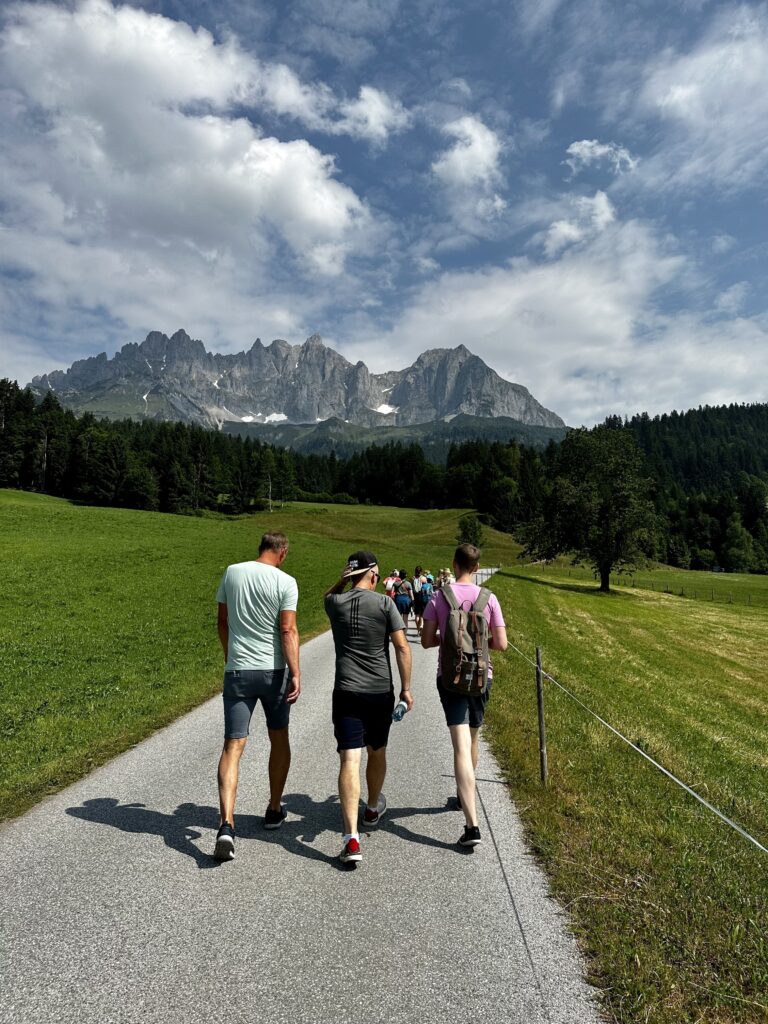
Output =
[
  {"x1": 214, "y1": 822, "x2": 235, "y2": 860},
  {"x1": 264, "y1": 803, "x2": 287, "y2": 830},
  {"x1": 458, "y1": 825, "x2": 481, "y2": 847}
]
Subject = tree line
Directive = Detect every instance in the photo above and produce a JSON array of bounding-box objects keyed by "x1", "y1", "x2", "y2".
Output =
[{"x1": 4, "y1": 379, "x2": 768, "y2": 575}]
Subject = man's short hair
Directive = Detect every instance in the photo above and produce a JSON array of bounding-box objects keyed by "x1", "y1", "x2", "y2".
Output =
[
  {"x1": 259, "y1": 531, "x2": 289, "y2": 554},
  {"x1": 454, "y1": 544, "x2": 480, "y2": 574}
]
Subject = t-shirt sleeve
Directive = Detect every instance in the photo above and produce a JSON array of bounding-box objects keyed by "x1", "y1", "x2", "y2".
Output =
[
  {"x1": 386, "y1": 598, "x2": 405, "y2": 633},
  {"x1": 215, "y1": 570, "x2": 228, "y2": 604},
  {"x1": 488, "y1": 593, "x2": 505, "y2": 629},
  {"x1": 422, "y1": 595, "x2": 438, "y2": 621},
  {"x1": 280, "y1": 576, "x2": 299, "y2": 612}
]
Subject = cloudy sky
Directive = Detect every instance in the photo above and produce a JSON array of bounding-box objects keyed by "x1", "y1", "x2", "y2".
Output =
[{"x1": 1, "y1": 0, "x2": 767, "y2": 424}]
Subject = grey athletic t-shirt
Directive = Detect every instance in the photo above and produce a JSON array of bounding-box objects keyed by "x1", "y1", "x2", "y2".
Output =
[{"x1": 324, "y1": 589, "x2": 405, "y2": 693}]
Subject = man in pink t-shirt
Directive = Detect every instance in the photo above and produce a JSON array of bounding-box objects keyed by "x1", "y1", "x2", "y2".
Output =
[{"x1": 421, "y1": 543, "x2": 507, "y2": 849}]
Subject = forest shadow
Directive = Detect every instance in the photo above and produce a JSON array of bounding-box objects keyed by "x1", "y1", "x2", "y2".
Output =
[{"x1": 498, "y1": 570, "x2": 639, "y2": 599}]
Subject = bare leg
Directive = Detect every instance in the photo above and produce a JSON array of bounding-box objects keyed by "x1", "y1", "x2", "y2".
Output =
[
  {"x1": 449, "y1": 724, "x2": 478, "y2": 827},
  {"x1": 267, "y1": 727, "x2": 291, "y2": 810},
  {"x1": 470, "y1": 727, "x2": 480, "y2": 771},
  {"x1": 338, "y1": 748, "x2": 363, "y2": 834},
  {"x1": 217, "y1": 737, "x2": 247, "y2": 825},
  {"x1": 365, "y1": 746, "x2": 387, "y2": 808}
]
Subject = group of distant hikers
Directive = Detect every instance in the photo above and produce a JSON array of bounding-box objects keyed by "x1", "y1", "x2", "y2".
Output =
[{"x1": 214, "y1": 532, "x2": 507, "y2": 865}]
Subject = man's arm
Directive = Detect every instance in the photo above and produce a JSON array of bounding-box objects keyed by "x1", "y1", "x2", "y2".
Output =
[
  {"x1": 217, "y1": 603, "x2": 228, "y2": 661},
  {"x1": 420, "y1": 619, "x2": 439, "y2": 649},
  {"x1": 489, "y1": 626, "x2": 508, "y2": 651},
  {"x1": 390, "y1": 629, "x2": 413, "y2": 711},
  {"x1": 325, "y1": 576, "x2": 349, "y2": 598},
  {"x1": 280, "y1": 609, "x2": 301, "y2": 703}
]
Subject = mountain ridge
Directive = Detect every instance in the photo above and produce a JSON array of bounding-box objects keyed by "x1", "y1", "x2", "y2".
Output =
[{"x1": 29, "y1": 329, "x2": 565, "y2": 430}]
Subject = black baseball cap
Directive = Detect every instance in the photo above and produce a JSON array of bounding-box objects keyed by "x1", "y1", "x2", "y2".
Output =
[{"x1": 343, "y1": 550, "x2": 379, "y2": 577}]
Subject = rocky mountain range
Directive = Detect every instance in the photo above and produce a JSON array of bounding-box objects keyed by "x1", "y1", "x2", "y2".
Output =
[{"x1": 29, "y1": 329, "x2": 565, "y2": 430}]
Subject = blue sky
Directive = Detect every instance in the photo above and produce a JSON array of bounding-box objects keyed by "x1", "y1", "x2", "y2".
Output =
[{"x1": 1, "y1": 0, "x2": 767, "y2": 424}]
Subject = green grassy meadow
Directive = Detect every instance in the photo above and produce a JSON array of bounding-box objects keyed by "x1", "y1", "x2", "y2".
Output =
[
  {"x1": 485, "y1": 564, "x2": 768, "y2": 1024},
  {"x1": 0, "y1": 489, "x2": 518, "y2": 820}
]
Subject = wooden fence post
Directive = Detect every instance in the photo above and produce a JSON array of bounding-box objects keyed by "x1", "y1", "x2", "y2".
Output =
[{"x1": 536, "y1": 647, "x2": 548, "y2": 786}]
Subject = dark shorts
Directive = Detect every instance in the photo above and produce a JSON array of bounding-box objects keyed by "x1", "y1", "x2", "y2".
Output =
[
  {"x1": 223, "y1": 668, "x2": 290, "y2": 738},
  {"x1": 394, "y1": 595, "x2": 411, "y2": 616},
  {"x1": 332, "y1": 689, "x2": 395, "y2": 752},
  {"x1": 437, "y1": 676, "x2": 492, "y2": 729},
  {"x1": 414, "y1": 593, "x2": 428, "y2": 614}
]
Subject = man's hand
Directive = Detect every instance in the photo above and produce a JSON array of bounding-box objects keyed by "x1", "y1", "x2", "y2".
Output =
[
  {"x1": 286, "y1": 673, "x2": 302, "y2": 704},
  {"x1": 400, "y1": 689, "x2": 414, "y2": 713}
]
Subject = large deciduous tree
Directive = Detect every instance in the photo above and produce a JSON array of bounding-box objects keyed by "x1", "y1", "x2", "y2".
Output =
[{"x1": 523, "y1": 425, "x2": 655, "y2": 592}]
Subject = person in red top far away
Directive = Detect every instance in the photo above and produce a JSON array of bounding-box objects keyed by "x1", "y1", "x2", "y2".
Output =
[{"x1": 420, "y1": 544, "x2": 507, "y2": 848}]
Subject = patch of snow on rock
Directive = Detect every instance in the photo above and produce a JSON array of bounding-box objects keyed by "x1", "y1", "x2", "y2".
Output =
[
  {"x1": 265, "y1": 412, "x2": 288, "y2": 423},
  {"x1": 376, "y1": 404, "x2": 397, "y2": 415}
]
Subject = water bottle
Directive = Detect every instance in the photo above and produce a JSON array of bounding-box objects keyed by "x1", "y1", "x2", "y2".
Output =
[{"x1": 392, "y1": 699, "x2": 408, "y2": 722}]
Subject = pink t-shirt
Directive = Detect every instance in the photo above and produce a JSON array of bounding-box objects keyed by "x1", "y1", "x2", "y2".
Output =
[{"x1": 423, "y1": 584, "x2": 505, "y2": 680}]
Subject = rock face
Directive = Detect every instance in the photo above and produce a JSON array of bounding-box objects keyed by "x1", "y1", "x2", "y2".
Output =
[{"x1": 29, "y1": 330, "x2": 565, "y2": 429}]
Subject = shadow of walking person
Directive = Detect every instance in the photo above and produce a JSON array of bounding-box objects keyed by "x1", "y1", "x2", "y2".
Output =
[
  {"x1": 65, "y1": 793, "x2": 353, "y2": 870},
  {"x1": 66, "y1": 798, "x2": 220, "y2": 870}
]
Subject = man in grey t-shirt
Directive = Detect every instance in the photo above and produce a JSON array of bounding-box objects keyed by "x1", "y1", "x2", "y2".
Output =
[
  {"x1": 325, "y1": 550, "x2": 412, "y2": 864},
  {"x1": 213, "y1": 530, "x2": 300, "y2": 861}
]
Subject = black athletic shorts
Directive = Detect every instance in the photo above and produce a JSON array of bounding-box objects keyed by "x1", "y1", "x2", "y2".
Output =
[{"x1": 332, "y1": 689, "x2": 395, "y2": 751}]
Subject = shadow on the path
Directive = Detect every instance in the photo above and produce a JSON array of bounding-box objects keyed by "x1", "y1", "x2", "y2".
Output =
[
  {"x1": 66, "y1": 793, "x2": 347, "y2": 871},
  {"x1": 65, "y1": 792, "x2": 471, "y2": 867}
]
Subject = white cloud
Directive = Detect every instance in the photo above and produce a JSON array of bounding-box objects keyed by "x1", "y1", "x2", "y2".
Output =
[
  {"x1": 715, "y1": 281, "x2": 749, "y2": 313},
  {"x1": 638, "y1": 6, "x2": 768, "y2": 188},
  {"x1": 431, "y1": 116, "x2": 507, "y2": 230},
  {"x1": 541, "y1": 191, "x2": 616, "y2": 257},
  {"x1": 432, "y1": 116, "x2": 503, "y2": 188},
  {"x1": 334, "y1": 85, "x2": 411, "y2": 145},
  {"x1": 0, "y1": 0, "x2": 395, "y2": 383},
  {"x1": 565, "y1": 139, "x2": 638, "y2": 177},
  {"x1": 711, "y1": 234, "x2": 737, "y2": 254}
]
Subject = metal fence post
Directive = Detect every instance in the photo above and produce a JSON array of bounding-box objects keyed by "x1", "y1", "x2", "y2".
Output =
[{"x1": 536, "y1": 646, "x2": 548, "y2": 786}]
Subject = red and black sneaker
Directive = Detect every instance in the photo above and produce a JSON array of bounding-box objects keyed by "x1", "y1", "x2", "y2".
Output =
[{"x1": 338, "y1": 837, "x2": 362, "y2": 863}]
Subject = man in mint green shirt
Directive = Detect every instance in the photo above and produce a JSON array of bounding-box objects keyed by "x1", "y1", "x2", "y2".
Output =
[{"x1": 213, "y1": 531, "x2": 300, "y2": 861}]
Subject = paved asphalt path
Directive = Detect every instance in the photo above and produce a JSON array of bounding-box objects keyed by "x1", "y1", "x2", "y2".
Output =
[{"x1": 0, "y1": 625, "x2": 601, "y2": 1024}]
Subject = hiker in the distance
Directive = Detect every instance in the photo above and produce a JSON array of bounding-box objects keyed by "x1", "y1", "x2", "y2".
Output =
[
  {"x1": 392, "y1": 569, "x2": 414, "y2": 630},
  {"x1": 325, "y1": 551, "x2": 412, "y2": 864},
  {"x1": 213, "y1": 531, "x2": 301, "y2": 861},
  {"x1": 412, "y1": 565, "x2": 433, "y2": 637},
  {"x1": 421, "y1": 544, "x2": 507, "y2": 848}
]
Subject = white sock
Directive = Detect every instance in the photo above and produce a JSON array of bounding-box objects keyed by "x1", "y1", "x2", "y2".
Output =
[{"x1": 342, "y1": 833, "x2": 359, "y2": 845}]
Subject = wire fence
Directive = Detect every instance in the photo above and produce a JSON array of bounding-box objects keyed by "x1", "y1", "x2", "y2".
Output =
[{"x1": 505, "y1": 638, "x2": 768, "y2": 856}]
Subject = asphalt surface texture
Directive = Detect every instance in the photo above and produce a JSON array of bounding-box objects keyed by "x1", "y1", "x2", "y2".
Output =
[{"x1": 1, "y1": 611, "x2": 601, "y2": 1023}]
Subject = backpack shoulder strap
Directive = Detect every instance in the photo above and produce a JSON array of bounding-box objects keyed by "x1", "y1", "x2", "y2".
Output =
[
  {"x1": 441, "y1": 583, "x2": 460, "y2": 610},
  {"x1": 472, "y1": 588, "x2": 492, "y2": 614}
]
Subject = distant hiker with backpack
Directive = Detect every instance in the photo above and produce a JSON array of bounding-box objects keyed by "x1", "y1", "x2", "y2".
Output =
[
  {"x1": 412, "y1": 565, "x2": 433, "y2": 637},
  {"x1": 392, "y1": 569, "x2": 413, "y2": 629},
  {"x1": 421, "y1": 544, "x2": 507, "y2": 848}
]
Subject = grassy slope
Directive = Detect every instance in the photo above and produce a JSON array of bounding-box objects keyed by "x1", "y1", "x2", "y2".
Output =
[
  {"x1": 0, "y1": 489, "x2": 519, "y2": 820},
  {"x1": 485, "y1": 566, "x2": 768, "y2": 1024}
]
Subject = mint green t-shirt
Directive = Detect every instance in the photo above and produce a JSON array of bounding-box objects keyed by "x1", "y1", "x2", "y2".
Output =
[{"x1": 216, "y1": 561, "x2": 298, "y2": 671}]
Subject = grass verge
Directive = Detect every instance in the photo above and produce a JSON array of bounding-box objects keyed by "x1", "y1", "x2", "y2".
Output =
[{"x1": 485, "y1": 566, "x2": 768, "y2": 1024}]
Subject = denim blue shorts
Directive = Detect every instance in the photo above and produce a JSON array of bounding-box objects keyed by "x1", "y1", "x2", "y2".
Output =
[{"x1": 223, "y1": 668, "x2": 290, "y2": 737}]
